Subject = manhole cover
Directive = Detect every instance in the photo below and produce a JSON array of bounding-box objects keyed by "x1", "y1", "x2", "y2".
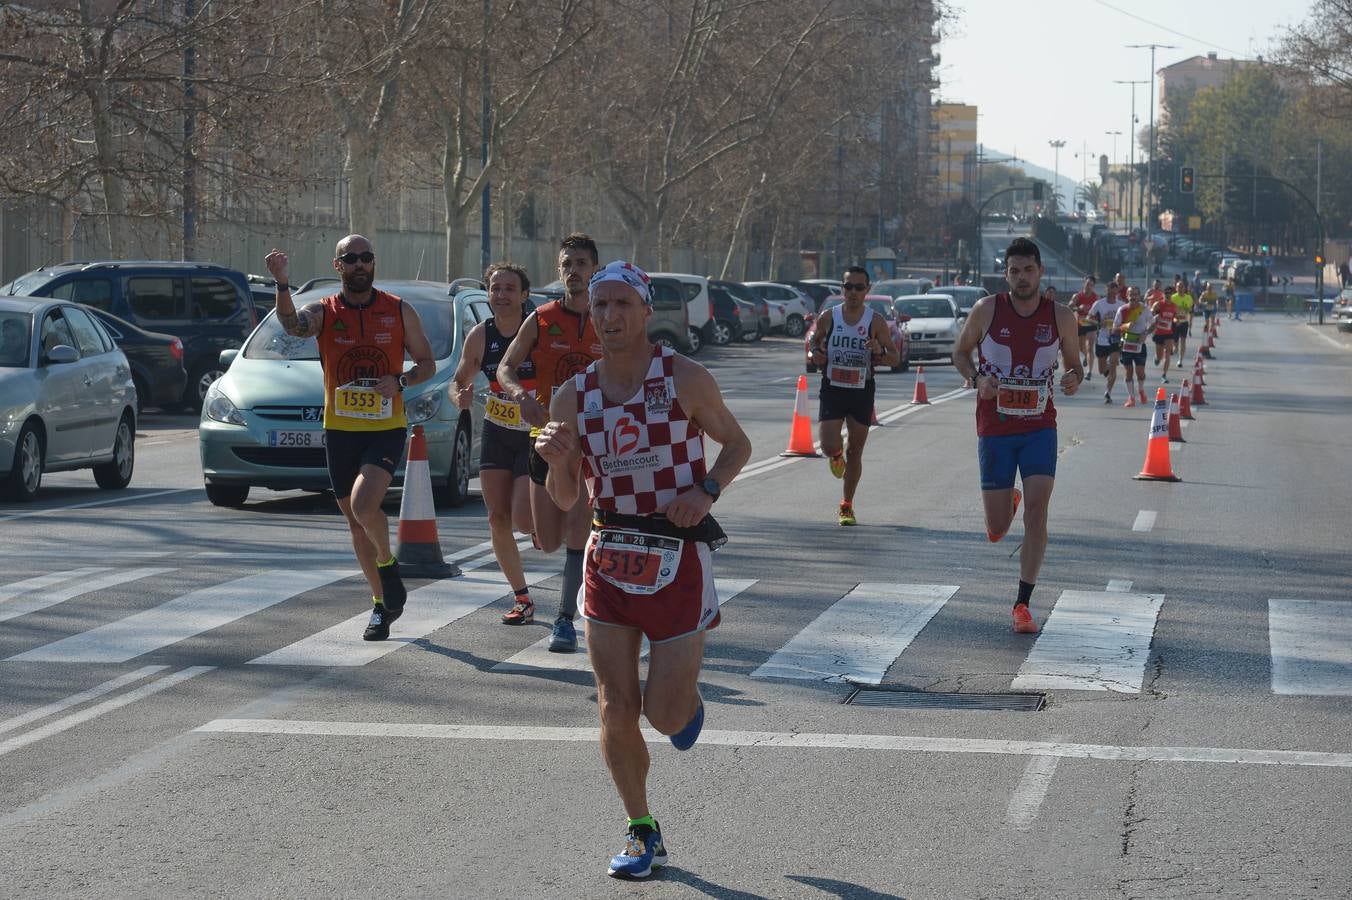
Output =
[{"x1": 844, "y1": 688, "x2": 1045, "y2": 711}]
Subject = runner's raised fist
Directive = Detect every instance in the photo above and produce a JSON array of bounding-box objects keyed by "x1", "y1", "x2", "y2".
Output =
[{"x1": 265, "y1": 249, "x2": 289, "y2": 283}]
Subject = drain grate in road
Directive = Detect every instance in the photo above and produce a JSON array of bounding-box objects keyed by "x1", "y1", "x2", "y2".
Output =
[{"x1": 843, "y1": 687, "x2": 1046, "y2": 711}]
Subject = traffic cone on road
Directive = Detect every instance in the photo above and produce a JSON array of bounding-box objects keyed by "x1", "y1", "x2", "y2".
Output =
[
  {"x1": 396, "y1": 426, "x2": 459, "y2": 578},
  {"x1": 1179, "y1": 377, "x2": 1196, "y2": 420},
  {"x1": 780, "y1": 375, "x2": 821, "y2": 457},
  {"x1": 1193, "y1": 353, "x2": 1206, "y2": 385},
  {"x1": 911, "y1": 366, "x2": 931, "y2": 405},
  {"x1": 1201, "y1": 328, "x2": 1215, "y2": 359},
  {"x1": 1191, "y1": 371, "x2": 1209, "y2": 406},
  {"x1": 1134, "y1": 388, "x2": 1182, "y2": 482},
  {"x1": 1168, "y1": 392, "x2": 1186, "y2": 442}
]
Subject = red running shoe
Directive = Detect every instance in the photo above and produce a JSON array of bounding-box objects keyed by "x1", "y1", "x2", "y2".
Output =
[{"x1": 1012, "y1": 604, "x2": 1039, "y2": 634}]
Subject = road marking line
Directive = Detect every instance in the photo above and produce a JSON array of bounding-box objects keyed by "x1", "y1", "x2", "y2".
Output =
[
  {"x1": 0, "y1": 488, "x2": 197, "y2": 524},
  {"x1": 0, "y1": 567, "x2": 109, "y2": 605},
  {"x1": 0, "y1": 667, "x2": 212, "y2": 759},
  {"x1": 1311, "y1": 329, "x2": 1350, "y2": 352},
  {"x1": 1268, "y1": 599, "x2": 1352, "y2": 696},
  {"x1": 193, "y1": 719, "x2": 1352, "y2": 769},
  {"x1": 7, "y1": 570, "x2": 354, "y2": 663},
  {"x1": 249, "y1": 551, "x2": 554, "y2": 667},
  {"x1": 0, "y1": 567, "x2": 177, "y2": 625},
  {"x1": 1005, "y1": 753, "x2": 1060, "y2": 830},
  {"x1": 752, "y1": 583, "x2": 959, "y2": 684},
  {"x1": 1132, "y1": 510, "x2": 1157, "y2": 532},
  {"x1": 1106, "y1": 580, "x2": 1133, "y2": 592},
  {"x1": 493, "y1": 578, "x2": 757, "y2": 673},
  {"x1": 0, "y1": 665, "x2": 169, "y2": 736},
  {"x1": 1012, "y1": 590, "x2": 1165, "y2": 693}
]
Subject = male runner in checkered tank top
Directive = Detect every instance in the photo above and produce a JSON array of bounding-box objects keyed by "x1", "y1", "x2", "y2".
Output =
[{"x1": 533, "y1": 260, "x2": 751, "y2": 880}]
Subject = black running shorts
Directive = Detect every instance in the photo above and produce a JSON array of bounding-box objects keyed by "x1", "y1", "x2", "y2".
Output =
[
  {"x1": 325, "y1": 427, "x2": 407, "y2": 500},
  {"x1": 818, "y1": 378, "x2": 876, "y2": 426},
  {"x1": 480, "y1": 421, "x2": 530, "y2": 478}
]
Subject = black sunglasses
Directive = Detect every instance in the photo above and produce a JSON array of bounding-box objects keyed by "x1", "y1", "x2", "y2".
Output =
[
  {"x1": 842, "y1": 282, "x2": 869, "y2": 291},
  {"x1": 336, "y1": 251, "x2": 375, "y2": 265}
]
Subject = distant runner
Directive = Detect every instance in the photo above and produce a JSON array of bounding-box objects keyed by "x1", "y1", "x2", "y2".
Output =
[
  {"x1": 1113, "y1": 286, "x2": 1154, "y2": 407},
  {"x1": 1089, "y1": 282, "x2": 1127, "y2": 404},
  {"x1": 1071, "y1": 276, "x2": 1099, "y2": 381}
]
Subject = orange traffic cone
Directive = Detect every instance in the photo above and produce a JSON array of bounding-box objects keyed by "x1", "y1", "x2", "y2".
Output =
[
  {"x1": 911, "y1": 365, "x2": 931, "y2": 404},
  {"x1": 1193, "y1": 354, "x2": 1206, "y2": 385},
  {"x1": 780, "y1": 374, "x2": 821, "y2": 457},
  {"x1": 1168, "y1": 391, "x2": 1186, "y2": 442},
  {"x1": 1191, "y1": 372, "x2": 1208, "y2": 406},
  {"x1": 1201, "y1": 329, "x2": 1215, "y2": 359},
  {"x1": 1179, "y1": 377, "x2": 1196, "y2": 420},
  {"x1": 1134, "y1": 387, "x2": 1182, "y2": 482},
  {"x1": 396, "y1": 425, "x2": 460, "y2": 578}
]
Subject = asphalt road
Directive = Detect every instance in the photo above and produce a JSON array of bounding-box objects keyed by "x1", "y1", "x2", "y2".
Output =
[{"x1": 1, "y1": 313, "x2": 1350, "y2": 898}]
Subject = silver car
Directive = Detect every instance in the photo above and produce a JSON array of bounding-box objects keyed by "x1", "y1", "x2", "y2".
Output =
[
  {"x1": 198, "y1": 281, "x2": 488, "y2": 507},
  {"x1": 0, "y1": 297, "x2": 137, "y2": 500}
]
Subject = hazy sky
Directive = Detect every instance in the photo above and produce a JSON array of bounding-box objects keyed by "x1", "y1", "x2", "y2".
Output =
[{"x1": 938, "y1": 0, "x2": 1312, "y2": 185}]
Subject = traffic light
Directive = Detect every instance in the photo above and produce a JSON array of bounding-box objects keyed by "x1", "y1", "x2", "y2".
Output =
[
  {"x1": 1260, "y1": 244, "x2": 1269, "y2": 255},
  {"x1": 1032, "y1": 182, "x2": 1044, "y2": 201},
  {"x1": 1315, "y1": 253, "x2": 1325, "y2": 266},
  {"x1": 1179, "y1": 166, "x2": 1195, "y2": 194}
]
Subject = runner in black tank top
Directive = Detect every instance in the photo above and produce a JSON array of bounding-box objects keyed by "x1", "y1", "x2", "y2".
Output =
[{"x1": 450, "y1": 264, "x2": 538, "y2": 624}]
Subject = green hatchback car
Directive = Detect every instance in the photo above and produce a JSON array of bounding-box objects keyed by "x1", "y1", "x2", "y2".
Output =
[{"x1": 198, "y1": 281, "x2": 488, "y2": 508}]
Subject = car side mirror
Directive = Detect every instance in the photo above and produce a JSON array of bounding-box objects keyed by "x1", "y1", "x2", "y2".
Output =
[
  {"x1": 219, "y1": 348, "x2": 239, "y2": 368},
  {"x1": 45, "y1": 344, "x2": 78, "y2": 365}
]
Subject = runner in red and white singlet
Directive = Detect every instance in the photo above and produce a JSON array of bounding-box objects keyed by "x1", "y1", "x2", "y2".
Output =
[{"x1": 1071, "y1": 276, "x2": 1099, "y2": 378}]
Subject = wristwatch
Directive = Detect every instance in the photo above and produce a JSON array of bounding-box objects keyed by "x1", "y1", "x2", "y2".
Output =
[
  {"x1": 397, "y1": 373, "x2": 410, "y2": 392},
  {"x1": 275, "y1": 283, "x2": 291, "y2": 293},
  {"x1": 701, "y1": 477, "x2": 721, "y2": 503}
]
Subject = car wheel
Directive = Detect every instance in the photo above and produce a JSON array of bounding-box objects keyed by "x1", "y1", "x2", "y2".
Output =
[
  {"x1": 686, "y1": 327, "x2": 703, "y2": 355},
  {"x1": 785, "y1": 314, "x2": 805, "y2": 337},
  {"x1": 434, "y1": 419, "x2": 472, "y2": 507},
  {"x1": 205, "y1": 481, "x2": 250, "y2": 507},
  {"x1": 2, "y1": 422, "x2": 44, "y2": 502},
  {"x1": 93, "y1": 413, "x2": 135, "y2": 490},
  {"x1": 711, "y1": 320, "x2": 733, "y2": 345},
  {"x1": 184, "y1": 361, "x2": 225, "y2": 412},
  {"x1": 654, "y1": 332, "x2": 678, "y2": 349}
]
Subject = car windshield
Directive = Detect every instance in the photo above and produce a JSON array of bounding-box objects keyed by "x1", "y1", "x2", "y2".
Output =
[
  {"x1": 872, "y1": 281, "x2": 919, "y2": 299},
  {"x1": 244, "y1": 295, "x2": 454, "y2": 361},
  {"x1": 866, "y1": 301, "x2": 895, "y2": 320},
  {"x1": 0, "y1": 312, "x2": 32, "y2": 366},
  {"x1": 896, "y1": 298, "x2": 954, "y2": 319}
]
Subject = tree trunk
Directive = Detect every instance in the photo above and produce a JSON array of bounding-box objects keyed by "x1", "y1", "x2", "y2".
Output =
[
  {"x1": 445, "y1": 204, "x2": 469, "y2": 282},
  {"x1": 345, "y1": 135, "x2": 380, "y2": 243}
]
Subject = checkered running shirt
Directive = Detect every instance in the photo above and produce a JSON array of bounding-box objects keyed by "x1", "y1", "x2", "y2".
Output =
[{"x1": 574, "y1": 346, "x2": 706, "y2": 515}]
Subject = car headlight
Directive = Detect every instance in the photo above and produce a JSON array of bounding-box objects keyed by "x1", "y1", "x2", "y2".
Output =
[
  {"x1": 203, "y1": 383, "x2": 247, "y2": 425},
  {"x1": 405, "y1": 389, "x2": 443, "y2": 424}
]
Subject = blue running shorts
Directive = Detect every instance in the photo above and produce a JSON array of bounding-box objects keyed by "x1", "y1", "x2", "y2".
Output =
[{"x1": 978, "y1": 427, "x2": 1057, "y2": 491}]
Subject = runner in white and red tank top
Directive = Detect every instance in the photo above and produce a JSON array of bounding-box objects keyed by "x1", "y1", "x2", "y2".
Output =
[
  {"x1": 954, "y1": 238, "x2": 1084, "y2": 635},
  {"x1": 533, "y1": 260, "x2": 751, "y2": 881}
]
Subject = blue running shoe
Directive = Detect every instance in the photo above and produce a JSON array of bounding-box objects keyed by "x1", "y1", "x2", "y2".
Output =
[
  {"x1": 548, "y1": 615, "x2": 577, "y2": 653},
  {"x1": 669, "y1": 702, "x2": 704, "y2": 751},
  {"x1": 608, "y1": 823, "x2": 667, "y2": 879}
]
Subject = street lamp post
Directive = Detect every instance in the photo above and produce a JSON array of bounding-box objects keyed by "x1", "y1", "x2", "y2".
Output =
[
  {"x1": 1127, "y1": 43, "x2": 1177, "y2": 234},
  {"x1": 1104, "y1": 130, "x2": 1122, "y2": 228},
  {"x1": 1113, "y1": 79, "x2": 1147, "y2": 239},
  {"x1": 1048, "y1": 139, "x2": 1065, "y2": 216}
]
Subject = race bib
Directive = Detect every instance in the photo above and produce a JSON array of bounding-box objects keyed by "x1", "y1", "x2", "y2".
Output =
[
  {"x1": 827, "y1": 364, "x2": 867, "y2": 389},
  {"x1": 1121, "y1": 336, "x2": 1143, "y2": 354},
  {"x1": 485, "y1": 394, "x2": 528, "y2": 430},
  {"x1": 334, "y1": 379, "x2": 391, "y2": 420},
  {"x1": 996, "y1": 376, "x2": 1049, "y2": 417},
  {"x1": 592, "y1": 529, "x2": 682, "y2": 596}
]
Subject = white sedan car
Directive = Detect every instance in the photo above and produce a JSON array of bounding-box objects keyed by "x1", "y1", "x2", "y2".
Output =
[{"x1": 893, "y1": 293, "x2": 964, "y2": 361}]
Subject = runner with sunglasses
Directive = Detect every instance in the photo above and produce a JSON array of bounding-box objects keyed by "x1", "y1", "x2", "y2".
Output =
[
  {"x1": 807, "y1": 266, "x2": 900, "y2": 526},
  {"x1": 265, "y1": 236, "x2": 436, "y2": 641}
]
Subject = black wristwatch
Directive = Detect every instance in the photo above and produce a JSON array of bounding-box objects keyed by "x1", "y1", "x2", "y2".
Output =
[
  {"x1": 397, "y1": 373, "x2": 410, "y2": 392},
  {"x1": 275, "y1": 283, "x2": 290, "y2": 293},
  {"x1": 701, "y1": 477, "x2": 721, "y2": 503}
]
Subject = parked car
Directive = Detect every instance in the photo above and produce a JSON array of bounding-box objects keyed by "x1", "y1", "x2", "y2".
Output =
[
  {"x1": 650, "y1": 273, "x2": 714, "y2": 354},
  {"x1": 804, "y1": 296, "x2": 910, "y2": 374},
  {"x1": 742, "y1": 282, "x2": 814, "y2": 336},
  {"x1": 872, "y1": 277, "x2": 934, "y2": 300},
  {"x1": 893, "y1": 293, "x2": 963, "y2": 361},
  {"x1": 82, "y1": 306, "x2": 187, "y2": 412},
  {"x1": 786, "y1": 280, "x2": 838, "y2": 312},
  {"x1": 0, "y1": 297, "x2": 137, "y2": 500},
  {"x1": 2, "y1": 260, "x2": 259, "y2": 411},
  {"x1": 709, "y1": 279, "x2": 769, "y2": 338},
  {"x1": 708, "y1": 284, "x2": 754, "y2": 344},
  {"x1": 199, "y1": 280, "x2": 487, "y2": 508},
  {"x1": 1332, "y1": 288, "x2": 1352, "y2": 331},
  {"x1": 938, "y1": 286, "x2": 990, "y2": 314},
  {"x1": 246, "y1": 274, "x2": 283, "y2": 314}
]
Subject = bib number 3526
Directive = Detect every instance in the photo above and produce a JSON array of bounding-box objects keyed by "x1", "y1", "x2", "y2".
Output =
[
  {"x1": 335, "y1": 379, "x2": 392, "y2": 421},
  {"x1": 593, "y1": 529, "x2": 682, "y2": 595}
]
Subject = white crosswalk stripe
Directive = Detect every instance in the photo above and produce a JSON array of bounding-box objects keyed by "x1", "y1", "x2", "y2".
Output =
[
  {"x1": 0, "y1": 568, "x2": 110, "y2": 606},
  {"x1": 752, "y1": 583, "x2": 960, "y2": 684},
  {"x1": 7, "y1": 570, "x2": 354, "y2": 664},
  {"x1": 491, "y1": 578, "x2": 758, "y2": 673},
  {"x1": 1268, "y1": 599, "x2": 1352, "y2": 696},
  {"x1": 1011, "y1": 590, "x2": 1165, "y2": 693},
  {"x1": 0, "y1": 567, "x2": 177, "y2": 625}
]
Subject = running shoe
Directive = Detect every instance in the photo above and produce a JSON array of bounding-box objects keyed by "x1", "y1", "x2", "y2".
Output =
[
  {"x1": 377, "y1": 559, "x2": 407, "y2": 618},
  {"x1": 1084, "y1": 370, "x2": 1091, "y2": 382},
  {"x1": 1123, "y1": 395, "x2": 1136, "y2": 408},
  {"x1": 363, "y1": 603, "x2": 391, "y2": 641},
  {"x1": 1012, "y1": 604, "x2": 1039, "y2": 634},
  {"x1": 1103, "y1": 391, "x2": 1111, "y2": 404},
  {"x1": 608, "y1": 823, "x2": 667, "y2": 879},
  {"x1": 502, "y1": 598, "x2": 534, "y2": 625},
  {"x1": 669, "y1": 701, "x2": 704, "y2": 751},
  {"x1": 828, "y1": 452, "x2": 845, "y2": 479},
  {"x1": 1138, "y1": 390, "x2": 1147, "y2": 404},
  {"x1": 548, "y1": 615, "x2": 577, "y2": 653},
  {"x1": 1161, "y1": 375, "x2": 1169, "y2": 384},
  {"x1": 838, "y1": 502, "x2": 856, "y2": 526}
]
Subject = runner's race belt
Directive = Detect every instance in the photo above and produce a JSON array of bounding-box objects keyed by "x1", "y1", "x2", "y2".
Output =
[
  {"x1": 334, "y1": 378, "x2": 392, "y2": 421},
  {"x1": 485, "y1": 393, "x2": 530, "y2": 430},
  {"x1": 592, "y1": 509, "x2": 728, "y2": 550},
  {"x1": 995, "y1": 375, "x2": 1049, "y2": 417}
]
